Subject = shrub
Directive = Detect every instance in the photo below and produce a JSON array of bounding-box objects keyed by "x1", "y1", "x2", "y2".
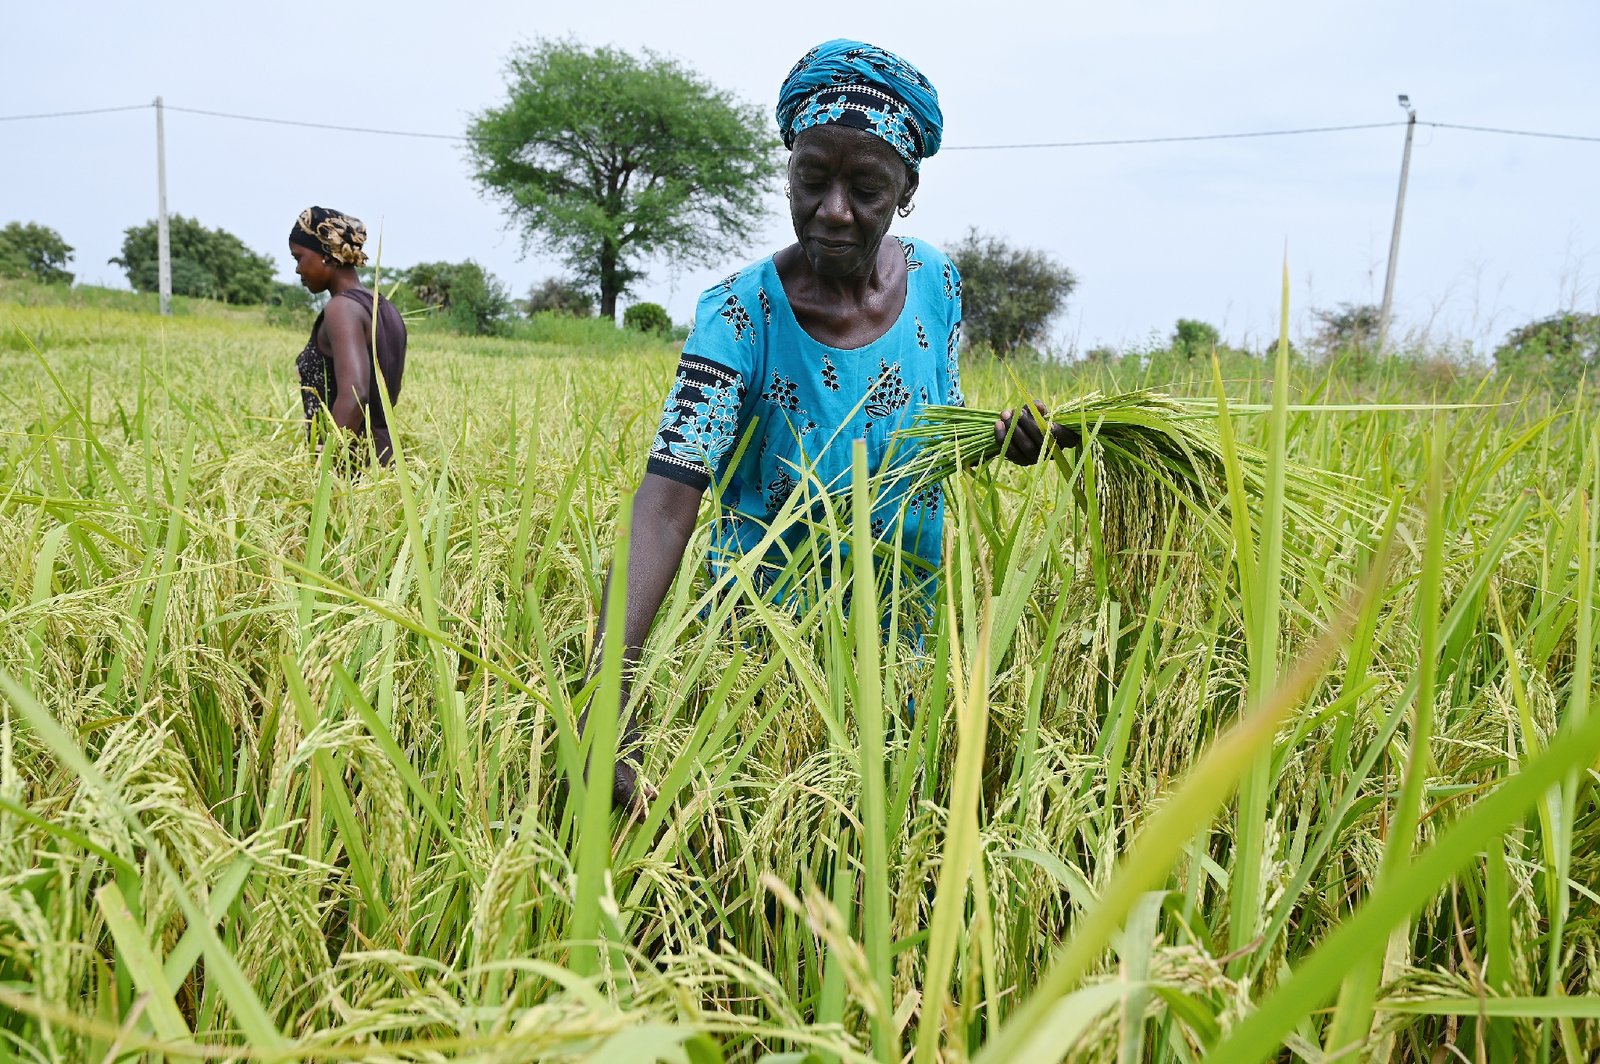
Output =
[
  {"x1": 1312, "y1": 303, "x2": 1380, "y2": 356},
  {"x1": 1494, "y1": 311, "x2": 1600, "y2": 393},
  {"x1": 524, "y1": 277, "x2": 595, "y2": 317},
  {"x1": 403, "y1": 260, "x2": 514, "y2": 336},
  {"x1": 623, "y1": 301, "x2": 672, "y2": 335},
  {"x1": 264, "y1": 281, "x2": 316, "y2": 328},
  {"x1": 267, "y1": 281, "x2": 313, "y2": 310},
  {"x1": 0, "y1": 222, "x2": 74, "y2": 285},
  {"x1": 946, "y1": 228, "x2": 1077, "y2": 357},
  {"x1": 110, "y1": 215, "x2": 275, "y2": 304}
]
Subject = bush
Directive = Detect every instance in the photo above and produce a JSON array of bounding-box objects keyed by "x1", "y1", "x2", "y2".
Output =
[
  {"x1": 264, "y1": 281, "x2": 317, "y2": 328},
  {"x1": 111, "y1": 215, "x2": 276, "y2": 304},
  {"x1": 524, "y1": 277, "x2": 595, "y2": 317},
  {"x1": 1494, "y1": 311, "x2": 1600, "y2": 393},
  {"x1": 946, "y1": 228, "x2": 1077, "y2": 357},
  {"x1": 267, "y1": 281, "x2": 313, "y2": 310},
  {"x1": 0, "y1": 222, "x2": 74, "y2": 285},
  {"x1": 403, "y1": 260, "x2": 514, "y2": 336},
  {"x1": 623, "y1": 301, "x2": 672, "y2": 335},
  {"x1": 504, "y1": 312, "x2": 663, "y2": 353},
  {"x1": 1171, "y1": 319, "x2": 1221, "y2": 361},
  {"x1": 1312, "y1": 303, "x2": 1380, "y2": 357}
]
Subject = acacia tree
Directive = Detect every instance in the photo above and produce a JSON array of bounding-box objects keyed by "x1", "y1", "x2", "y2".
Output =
[
  {"x1": 947, "y1": 228, "x2": 1077, "y2": 357},
  {"x1": 466, "y1": 39, "x2": 780, "y2": 320}
]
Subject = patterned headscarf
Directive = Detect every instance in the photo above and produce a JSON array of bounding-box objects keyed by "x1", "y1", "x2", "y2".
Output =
[
  {"x1": 775, "y1": 40, "x2": 944, "y2": 171},
  {"x1": 288, "y1": 207, "x2": 368, "y2": 267}
]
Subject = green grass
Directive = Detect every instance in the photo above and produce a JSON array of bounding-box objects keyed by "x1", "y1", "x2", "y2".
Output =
[{"x1": 0, "y1": 291, "x2": 1597, "y2": 1061}]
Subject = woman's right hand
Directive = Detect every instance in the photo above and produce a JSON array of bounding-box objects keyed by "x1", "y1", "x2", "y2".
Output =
[{"x1": 995, "y1": 402, "x2": 1082, "y2": 465}]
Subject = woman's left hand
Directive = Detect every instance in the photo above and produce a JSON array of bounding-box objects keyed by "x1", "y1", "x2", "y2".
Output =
[{"x1": 995, "y1": 402, "x2": 1081, "y2": 465}]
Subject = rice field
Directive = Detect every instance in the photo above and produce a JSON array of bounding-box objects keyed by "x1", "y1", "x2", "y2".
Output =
[{"x1": 1, "y1": 285, "x2": 1597, "y2": 1062}]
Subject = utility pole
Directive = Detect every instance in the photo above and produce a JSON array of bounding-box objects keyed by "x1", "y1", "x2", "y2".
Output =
[
  {"x1": 1376, "y1": 95, "x2": 1416, "y2": 355},
  {"x1": 155, "y1": 95, "x2": 172, "y2": 316}
]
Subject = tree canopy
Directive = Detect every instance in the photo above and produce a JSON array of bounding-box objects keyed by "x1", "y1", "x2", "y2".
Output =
[
  {"x1": 947, "y1": 228, "x2": 1077, "y2": 357},
  {"x1": 1494, "y1": 311, "x2": 1600, "y2": 393},
  {"x1": 111, "y1": 215, "x2": 275, "y2": 304},
  {"x1": 523, "y1": 277, "x2": 595, "y2": 318},
  {"x1": 403, "y1": 260, "x2": 515, "y2": 336},
  {"x1": 0, "y1": 222, "x2": 75, "y2": 285},
  {"x1": 466, "y1": 39, "x2": 780, "y2": 320},
  {"x1": 1171, "y1": 319, "x2": 1221, "y2": 361}
]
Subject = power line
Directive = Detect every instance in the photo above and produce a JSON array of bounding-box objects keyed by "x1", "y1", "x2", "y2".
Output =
[
  {"x1": 940, "y1": 121, "x2": 1408, "y2": 150},
  {"x1": 1425, "y1": 120, "x2": 1600, "y2": 144},
  {"x1": 162, "y1": 104, "x2": 469, "y2": 142},
  {"x1": 4, "y1": 101, "x2": 1599, "y2": 149},
  {"x1": 0, "y1": 103, "x2": 152, "y2": 122}
]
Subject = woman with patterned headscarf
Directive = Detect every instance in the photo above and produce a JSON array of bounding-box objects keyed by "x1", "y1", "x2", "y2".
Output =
[
  {"x1": 288, "y1": 206, "x2": 407, "y2": 464},
  {"x1": 584, "y1": 40, "x2": 1075, "y2": 810}
]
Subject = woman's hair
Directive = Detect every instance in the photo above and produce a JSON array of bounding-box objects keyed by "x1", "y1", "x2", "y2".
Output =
[
  {"x1": 289, "y1": 207, "x2": 368, "y2": 266},
  {"x1": 775, "y1": 40, "x2": 944, "y2": 171}
]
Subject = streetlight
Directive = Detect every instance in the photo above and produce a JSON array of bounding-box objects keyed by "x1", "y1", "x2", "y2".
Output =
[{"x1": 1377, "y1": 94, "x2": 1417, "y2": 355}]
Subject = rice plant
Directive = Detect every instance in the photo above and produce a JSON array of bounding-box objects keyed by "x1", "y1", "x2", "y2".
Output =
[{"x1": 0, "y1": 285, "x2": 1597, "y2": 1062}]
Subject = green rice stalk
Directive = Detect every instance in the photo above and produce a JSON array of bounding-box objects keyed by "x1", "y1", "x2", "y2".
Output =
[{"x1": 890, "y1": 385, "x2": 1392, "y2": 597}]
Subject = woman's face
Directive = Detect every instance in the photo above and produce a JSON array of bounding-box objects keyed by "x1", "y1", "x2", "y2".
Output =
[
  {"x1": 788, "y1": 125, "x2": 917, "y2": 280},
  {"x1": 289, "y1": 244, "x2": 335, "y2": 293}
]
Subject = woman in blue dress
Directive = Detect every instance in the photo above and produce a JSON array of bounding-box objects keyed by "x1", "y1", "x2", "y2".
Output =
[{"x1": 591, "y1": 40, "x2": 1074, "y2": 809}]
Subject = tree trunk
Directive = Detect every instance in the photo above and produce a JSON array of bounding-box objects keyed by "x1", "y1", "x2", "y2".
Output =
[{"x1": 599, "y1": 243, "x2": 619, "y2": 322}]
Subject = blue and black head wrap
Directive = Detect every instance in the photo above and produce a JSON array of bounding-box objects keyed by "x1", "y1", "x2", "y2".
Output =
[{"x1": 775, "y1": 39, "x2": 944, "y2": 171}]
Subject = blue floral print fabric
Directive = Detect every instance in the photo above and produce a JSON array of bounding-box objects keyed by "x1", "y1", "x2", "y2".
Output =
[
  {"x1": 646, "y1": 238, "x2": 964, "y2": 602},
  {"x1": 775, "y1": 39, "x2": 944, "y2": 170}
]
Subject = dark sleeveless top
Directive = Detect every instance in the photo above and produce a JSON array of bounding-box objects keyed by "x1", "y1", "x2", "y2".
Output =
[{"x1": 295, "y1": 288, "x2": 407, "y2": 463}]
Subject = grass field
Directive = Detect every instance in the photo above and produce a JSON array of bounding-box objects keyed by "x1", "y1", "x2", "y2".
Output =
[{"x1": 1, "y1": 285, "x2": 1597, "y2": 1062}]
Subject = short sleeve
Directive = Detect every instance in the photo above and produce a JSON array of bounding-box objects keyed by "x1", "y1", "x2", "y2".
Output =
[{"x1": 644, "y1": 275, "x2": 760, "y2": 490}]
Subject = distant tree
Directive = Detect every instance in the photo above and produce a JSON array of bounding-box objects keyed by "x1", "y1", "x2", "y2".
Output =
[
  {"x1": 1312, "y1": 302, "x2": 1381, "y2": 355},
  {"x1": 524, "y1": 277, "x2": 595, "y2": 317},
  {"x1": 466, "y1": 39, "x2": 780, "y2": 320},
  {"x1": 946, "y1": 228, "x2": 1077, "y2": 356},
  {"x1": 111, "y1": 215, "x2": 275, "y2": 304},
  {"x1": 0, "y1": 222, "x2": 75, "y2": 285},
  {"x1": 267, "y1": 280, "x2": 315, "y2": 310},
  {"x1": 404, "y1": 260, "x2": 514, "y2": 335},
  {"x1": 1171, "y1": 318, "x2": 1221, "y2": 361},
  {"x1": 1493, "y1": 311, "x2": 1600, "y2": 392},
  {"x1": 622, "y1": 301, "x2": 672, "y2": 335}
]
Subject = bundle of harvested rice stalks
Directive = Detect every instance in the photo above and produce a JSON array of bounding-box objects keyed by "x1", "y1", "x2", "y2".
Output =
[{"x1": 890, "y1": 389, "x2": 1377, "y2": 589}]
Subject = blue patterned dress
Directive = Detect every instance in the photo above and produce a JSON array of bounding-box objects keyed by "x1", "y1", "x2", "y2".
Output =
[{"x1": 647, "y1": 237, "x2": 964, "y2": 607}]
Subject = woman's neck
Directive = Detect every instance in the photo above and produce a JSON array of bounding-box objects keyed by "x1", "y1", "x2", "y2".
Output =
[
  {"x1": 327, "y1": 268, "x2": 362, "y2": 296},
  {"x1": 776, "y1": 238, "x2": 908, "y2": 350}
]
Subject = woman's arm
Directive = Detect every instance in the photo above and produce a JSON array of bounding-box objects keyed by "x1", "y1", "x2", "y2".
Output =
[
  {"x1": 320, "y1": 297, "x2": 374, "y2": 433},
  {"x1": 593, "y1": 472, "x2": 705, "y2": 689},
  {"x1": 583, "y1": 472, "x2": 704, "y2": 810}
]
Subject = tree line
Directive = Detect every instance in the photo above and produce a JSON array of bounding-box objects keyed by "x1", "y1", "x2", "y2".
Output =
[{"x1": 4, "y1": 35, "x2": 1596, "y2": 385}]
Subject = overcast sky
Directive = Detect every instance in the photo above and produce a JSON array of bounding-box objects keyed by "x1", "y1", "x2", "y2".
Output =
[{"x1": 5, "y1": 1, "x2": 1597, "y2": 354}]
